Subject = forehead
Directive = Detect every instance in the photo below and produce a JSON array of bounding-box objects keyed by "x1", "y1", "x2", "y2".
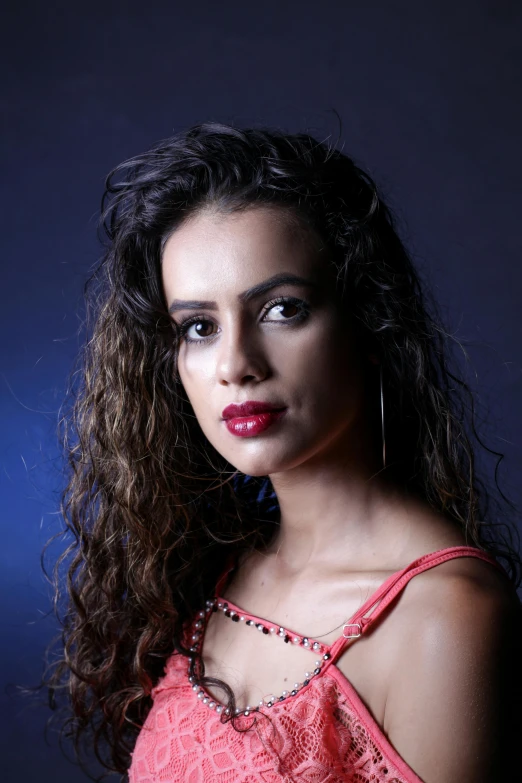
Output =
[{"x1": 161, "y1": 206, "x2": 330, "y2": 296}]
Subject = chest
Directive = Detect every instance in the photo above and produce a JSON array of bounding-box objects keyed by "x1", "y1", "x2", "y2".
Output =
[{"x1": 199, "y1": 567, "x2": 409, "y2": 726}]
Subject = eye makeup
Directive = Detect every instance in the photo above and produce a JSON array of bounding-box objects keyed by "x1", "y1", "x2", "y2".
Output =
[{"x1": 176, "y1": 295, "x2": 311, "y2": 345}]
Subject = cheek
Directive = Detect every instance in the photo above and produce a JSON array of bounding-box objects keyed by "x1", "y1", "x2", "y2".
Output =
[
  {"x1": 292, "y1": 317, "x2": 355, "y2": 375},
  {"x1": 177, "y1": 354, "x2": 213, "y2": 415},
  {"x1": 177, "y1": 341, "x2": 214, "y2": 382},
  {"x1": 296, "y1": 326, "x2": 364, "y2": 410}
]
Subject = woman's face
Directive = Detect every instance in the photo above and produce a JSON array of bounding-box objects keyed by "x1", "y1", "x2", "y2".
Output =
[{"x1": 161, "y1": 206, "x2": 372, "y2": 477}]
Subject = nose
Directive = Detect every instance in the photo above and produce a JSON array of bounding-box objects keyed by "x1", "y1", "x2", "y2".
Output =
[{"x1": 216, "y1": 316, "x2": 269, "y2": 386}]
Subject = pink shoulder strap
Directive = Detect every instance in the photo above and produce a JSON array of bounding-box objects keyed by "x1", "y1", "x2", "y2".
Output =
[{"x1": 329, "y1": 545, "x2": 509, "y2": 660}]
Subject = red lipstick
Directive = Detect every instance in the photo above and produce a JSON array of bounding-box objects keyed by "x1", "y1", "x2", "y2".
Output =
[{"x1": 222, "y1": 400, "x2": 287, "y2": 438}]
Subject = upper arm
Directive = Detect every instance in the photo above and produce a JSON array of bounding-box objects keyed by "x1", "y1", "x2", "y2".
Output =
[{"x1": 384, "y1": 572, "x2": 522, "y2": 783}]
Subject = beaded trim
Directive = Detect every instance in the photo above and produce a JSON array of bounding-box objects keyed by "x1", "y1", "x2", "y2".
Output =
[{"x1": 186, "y1": 597, "x2": 333, "y2": 717}]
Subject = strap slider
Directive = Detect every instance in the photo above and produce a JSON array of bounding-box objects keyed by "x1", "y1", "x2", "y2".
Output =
[{"x1": 342, "y1": 622, "x2": 362, "y2": 639}]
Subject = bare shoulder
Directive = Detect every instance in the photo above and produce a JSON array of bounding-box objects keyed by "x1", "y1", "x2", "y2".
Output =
[
  {"x1": 384, "y1": 552, "x2": 522, "y2": 783},
  {"x1": 403, "y1": 548, "x2": 518, "y2": 606}
]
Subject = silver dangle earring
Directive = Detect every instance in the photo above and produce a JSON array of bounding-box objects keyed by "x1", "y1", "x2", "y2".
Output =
[{"x1": 380, "y1": 363, "x2": 386, "y2": 469}]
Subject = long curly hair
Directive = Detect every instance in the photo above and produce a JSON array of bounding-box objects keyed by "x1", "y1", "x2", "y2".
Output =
[{"x1": 43, "y1": 120, "x2": 522, "y2": 778}]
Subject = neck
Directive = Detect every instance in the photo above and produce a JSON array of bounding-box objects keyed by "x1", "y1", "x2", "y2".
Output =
[{"x1": 262, "y1": 421, "x2": 415, "y2": 574}]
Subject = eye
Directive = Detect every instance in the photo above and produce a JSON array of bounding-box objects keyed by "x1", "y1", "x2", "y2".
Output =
[
  {"x1": 177, "y1": 317, "x2": 217, "y2": 343},
  {"x1": 176, "y1": 295, "x2": 310, "y2": 345},
  {"x1": 261, "y1": 296, "x2": 305, "y2": 322}
]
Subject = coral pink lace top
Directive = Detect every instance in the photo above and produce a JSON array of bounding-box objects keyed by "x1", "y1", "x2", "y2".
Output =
[{"x1": 129, "y1": 545, "x2": 508, "y2": 783}]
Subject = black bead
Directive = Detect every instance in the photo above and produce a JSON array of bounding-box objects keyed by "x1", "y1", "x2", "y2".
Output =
[
  {"x1": 224, "y1": 610, "x2": 230, "y2": 616},
  {"x1": 290, "y1": 689, "x2": 297, "y2": 696},
  {"x1": 212, "y1": 606, "x2": 218, "y2": 612},
  {"x1": 313, "y1": 668, "x2": 321, "y2": 675},
  {"x1": 262, "y1": 627, "x2": 269, "y2": 634},
  {"x1": 232, "y1": 615, "x2": 240, "y2": 622},
  {"x1": 323, "y1": 653, "x2": 331, "y2": 660},
  {"x1": 284, "y1": 635, "x2": 290, "y2": 643},
  {"x1": 246, "y1": 620, "x2": 253, "y2": 625},
  {"x1": 279, "y1": 695, "x2": 285, "y2": 701},
  {"x1": 303, "y1": 679, "x2": 310, "y2": 685},
  {"x1": 267, "y1": 701, "x2": 273, "y2": 707}
]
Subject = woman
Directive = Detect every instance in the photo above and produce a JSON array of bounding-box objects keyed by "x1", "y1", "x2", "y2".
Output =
[{"x1": 46, "y1": 121, "x2": 522, "y2": 782}]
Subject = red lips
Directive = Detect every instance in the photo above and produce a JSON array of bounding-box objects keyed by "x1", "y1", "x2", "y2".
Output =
[
  {"x1": 221, "y1": 400, "x2": 286, "y2": 420},
  {"x1": 221, "y1": 400, "x2": 287, "y2": 438}
]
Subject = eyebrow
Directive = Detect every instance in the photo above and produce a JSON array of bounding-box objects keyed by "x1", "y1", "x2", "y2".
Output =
[{"x1": 167, "y1": 272, "x2": 317, "y2": 315}]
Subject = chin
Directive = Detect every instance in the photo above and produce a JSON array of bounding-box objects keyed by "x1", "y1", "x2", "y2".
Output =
[
  {"x1": 221, "y1": 447, "x2": 290, "y2": 478},
  {"x1": 228, "y1": 458, "x2": 282, "y2": 478},
  {"x1": 225, "y1": 443, "x2": 311, "y2": 478}
]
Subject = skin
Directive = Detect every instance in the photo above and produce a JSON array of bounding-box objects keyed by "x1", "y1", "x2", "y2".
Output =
[{"x1": 160, "y1": 205, "x2": 520, "y2": 782}]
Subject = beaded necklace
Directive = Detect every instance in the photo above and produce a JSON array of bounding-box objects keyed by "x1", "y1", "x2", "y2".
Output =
[{"x1": 186, "y1": 594, "x2": 361, "y2": 717}]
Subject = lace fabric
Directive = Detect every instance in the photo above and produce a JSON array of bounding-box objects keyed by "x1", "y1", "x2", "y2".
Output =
[{"x1": 128, "y1": 546, "x2": 508, "y2": 783}]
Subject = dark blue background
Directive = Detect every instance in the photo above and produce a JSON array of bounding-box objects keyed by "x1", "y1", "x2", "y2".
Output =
[{"x1": 2, "y1": 1, "x2": 521, "y2": 780}]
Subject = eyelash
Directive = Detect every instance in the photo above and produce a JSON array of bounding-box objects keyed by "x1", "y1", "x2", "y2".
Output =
[{"x1": 176, "y1": 296, "x2": 310, "y2": 345}]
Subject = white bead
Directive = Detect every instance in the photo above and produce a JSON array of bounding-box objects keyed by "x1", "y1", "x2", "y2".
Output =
[
  {"x1": 216, "y1": 705, "x2": 223, "y2": 713},
  {"x1": 303, "y1": 640, "x2": 310, "y2": 647},
  {"x1": 257, "y1": 625, "x2": 264, "y2": 631},
  {"x1": 282, "y1": 690, "x2": 288, "y2": 697},
  {"x1": 312, "y1": 642, "x2": 320, "y2": 650},
  {"x1": 304, "y1": 672, "x2": 310, "y2": 678},
  {"x1": 197, "y1": 692, "x2": 204, "y2": 699},
  {"x1": 292, "y1": 636, "x2": 300, "y2": 644},
  {"x1": 315, "y1": 660, "x2": 321, "y2": 667},
  {"x1": 240, "y1": 616, "x2": 245, "y2": 621},
  {"x1": 294, "y1": 683, "x2": 300, "y2": 689},
  {"x1": 208, "y1": 701, "x2": 215, "y2": 709},
  {"x1": 259, "y1": 700, "x2": 264, "y2": 707},
  {"x1": 217, "y1": 602, "x2": 223, "y2": 608},
  {"x1": 202, "y1": 697, "x2": 209, "y2": 704},
  {"x1": 244, "y1": 710, "x2": 250, "y2": 716},
  {"x1": 269, "y1": 627, "x2": 276, "y2": 633}
]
